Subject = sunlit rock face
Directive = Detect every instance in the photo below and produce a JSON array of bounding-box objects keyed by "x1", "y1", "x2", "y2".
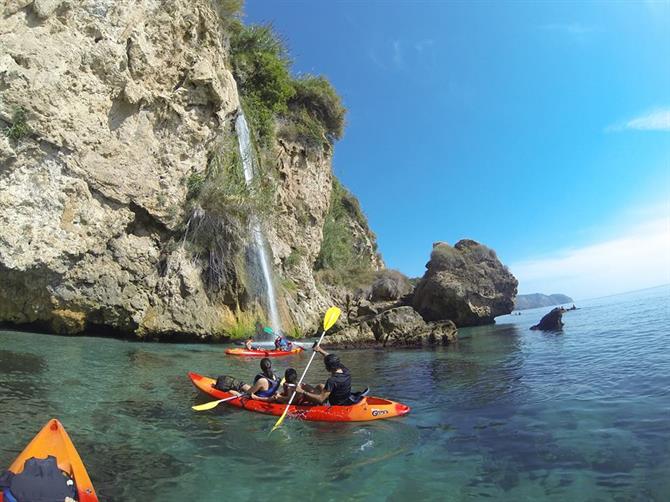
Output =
[
  {"x1": 412, "y1": 240, "x2": 518, "y2": 327},
  {"x1": 0, "y1": 1, "x2": 380, "y2": 338},
  {"x1": 0, "y1": 0, "x2": 242, "y2": 338}
]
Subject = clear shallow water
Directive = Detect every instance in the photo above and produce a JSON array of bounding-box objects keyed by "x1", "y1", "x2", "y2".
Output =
[{"x1": 1, "y1": 285, "x2": 668, "y2": 501}]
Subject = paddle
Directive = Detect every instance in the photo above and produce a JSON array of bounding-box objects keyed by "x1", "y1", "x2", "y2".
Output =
[
  {"x1": 270, "y1": 306, "x2": 341, "y2": 433},
  {"x1": 191, "y1": 393, "x2": 247, "y2": 411}
]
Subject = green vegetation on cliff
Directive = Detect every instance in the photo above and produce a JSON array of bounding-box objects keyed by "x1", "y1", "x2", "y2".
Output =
[
  {"x1": 3, "y1": 107, "x2": 29, "y2": 141},
  {"x1": 315, "y1": 179, "x2": 380, "y2": 288},
  {"x1": 228, "y1": 22, "x2": 345, "y2": 148},
  {"x1": 188, "y1": 137, "x2": 275, "y2": 223},
  {"x1": 183, "y1": 134, "x2": 275, "y2": 301}
]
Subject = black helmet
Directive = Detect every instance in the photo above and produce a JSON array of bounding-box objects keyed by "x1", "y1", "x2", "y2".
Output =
[{"x1": 324, "y1": 354, "x2": 341, "y2": 371}]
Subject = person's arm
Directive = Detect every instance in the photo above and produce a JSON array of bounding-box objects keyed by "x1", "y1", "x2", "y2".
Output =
[
  {"x1": 313, "y1": 344, "x2": 329, "y2": 357},
  {"x1": 250, "y1": 393, "x2": 273, "y2": 402},
  {"x1": 296, "y1": 384, "x2": 330, "y2": 404},
  {"x1": 246, "y1": 379, "x2": 264, "y2": 396}
]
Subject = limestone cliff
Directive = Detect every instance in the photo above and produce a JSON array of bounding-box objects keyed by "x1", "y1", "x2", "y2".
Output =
[
  {"x1": 0, "y1": 0, "x2": 351, "y2": 338},
  {"x1": 0, "y1": 2, "x2": 512, "y2": 343}
]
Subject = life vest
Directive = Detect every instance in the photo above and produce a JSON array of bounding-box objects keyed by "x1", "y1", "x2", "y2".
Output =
[
  {"x1": 275, "y1": 336, "x2": 291, "y2": 350},
  {"x1": 253, "y1": 372, "x2": 280, "y2": 397}
]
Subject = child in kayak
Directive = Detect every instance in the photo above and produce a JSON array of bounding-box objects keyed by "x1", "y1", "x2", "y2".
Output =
[
  {"x1": 295, "y1": 345, "x2": 353, "y2": 406},
  {"x1": 230, "y1": 358, "x2": 281, "y2": 399},
  {"x1": 255, "y1": 368, "x2": 308, "y2": 405},
  {"x1": 244, "y1": 337, "x2": 258, "y2": 351}
]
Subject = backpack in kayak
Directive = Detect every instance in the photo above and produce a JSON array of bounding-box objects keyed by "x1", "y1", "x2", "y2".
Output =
[
  {"x1": 213, "y1": 375, "x2": 244, "y2": 392},
  {"x1": 0, "y1": 456, "x2": 77, "y2": 502}
]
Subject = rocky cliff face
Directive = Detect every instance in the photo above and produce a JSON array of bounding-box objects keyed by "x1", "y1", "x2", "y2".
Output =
[
  {"x1": 0, "y1": 2, "x2": 515, "y2": 343},
  {"x1": 266, "y1": 138, "x2": 334, "y2": 330},
  {"x1": 0, "y1": 0, "x2": 343, "y2": 338},
  {"x1": 412, "y1": 240, "x2": 518, "y2": 326}
]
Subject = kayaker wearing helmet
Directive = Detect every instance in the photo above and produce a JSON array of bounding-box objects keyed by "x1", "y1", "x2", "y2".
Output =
[
  {"x1": 295, "y1": 345, "x2": 352, "y2": 405},
  {"x1": 231, "y1": 358, "x2": 281, "y2": 400}
]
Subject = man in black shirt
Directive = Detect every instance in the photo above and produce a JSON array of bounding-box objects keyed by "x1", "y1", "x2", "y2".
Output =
[{"x1": 295, "y1": 345, "x2": 352, "y2": 406}]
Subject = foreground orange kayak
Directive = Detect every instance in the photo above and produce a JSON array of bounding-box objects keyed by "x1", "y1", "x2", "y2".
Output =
[
  {"x1": 225, "y1": 347, "x2": 304, "y2": 357},
  {"x1": 1, "y1": 419, "x2": 98, "y2": 502},
  {"x1": 189, "y1": 372, "x2": 411, "y2": 422}
]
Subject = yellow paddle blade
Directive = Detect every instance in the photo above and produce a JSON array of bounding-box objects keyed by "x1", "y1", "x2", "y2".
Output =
[
  {"x1": 323, "y1": 306, "x2": 341, "y2": 332},
  {"x1": 192, "y1": 399, "x2": 223, "y2": 412},
  {"x1": 271, "y1": 407, "x2": 289, "y2": 432}
]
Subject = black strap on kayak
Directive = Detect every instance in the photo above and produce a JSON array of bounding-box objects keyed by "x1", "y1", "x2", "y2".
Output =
[{"x1": 347, "y1": 387, "x2": 370, "y2": 405}]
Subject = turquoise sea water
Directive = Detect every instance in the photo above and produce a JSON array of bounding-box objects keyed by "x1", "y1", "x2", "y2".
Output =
[{"x1": 1, "y1": 285, "x2": 668, "y2": 501}]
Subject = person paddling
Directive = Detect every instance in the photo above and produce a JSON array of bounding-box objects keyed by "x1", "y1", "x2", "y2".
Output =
[
  {"x1": 274, "y1": 333, "x2": 293, "y2": 352},
  {"x1": 244, "y1": 337, "x2": 256, "y2": 351},
  {"x1": 295, "y1": 345, "x2": 352, "y2": 405},
  {"x1": 230, "y1": 358, "x2": 280, "y2": 400}
]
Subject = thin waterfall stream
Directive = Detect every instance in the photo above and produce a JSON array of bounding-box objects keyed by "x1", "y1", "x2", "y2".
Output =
[{"x1": 235, "y1": 112, "x2": 282, "y2": 335}]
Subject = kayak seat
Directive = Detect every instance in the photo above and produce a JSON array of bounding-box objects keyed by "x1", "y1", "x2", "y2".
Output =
[
  {"x1": 4, "y1": 456, "x2": 77, "y2": 502},
  {"x1": 348, "y1": 387, "x2": 370, "y2": 405}
]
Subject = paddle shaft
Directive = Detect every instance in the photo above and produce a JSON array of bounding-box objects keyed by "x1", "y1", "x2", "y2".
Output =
[
  {"x1": 276, "y1": 328, "x2": 327, "y2": 415},
  {"x1": 218, "y1": 394, "x2": 246, "y2": 404},
  {"x1": 192, "y1": 393, "x2": 247, "y2": 411}
]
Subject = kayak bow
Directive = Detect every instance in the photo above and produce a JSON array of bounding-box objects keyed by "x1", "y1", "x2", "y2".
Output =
[{"x1": 188, "y1": 372, "x2": 410, "y2": 422}]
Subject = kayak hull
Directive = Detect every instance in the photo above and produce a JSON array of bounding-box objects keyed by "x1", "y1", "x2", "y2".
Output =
[
  {"x1": 2, "y1": 418, "x2": 98, "y2": 502},
  {"x1": 188, "y1": 372, "x2": 410, "y2": 422},
  {"x1": 225, "y1": 347, "x2": 304, "y2": 357}
]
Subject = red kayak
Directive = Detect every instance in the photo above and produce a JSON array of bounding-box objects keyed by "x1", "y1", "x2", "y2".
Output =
[
  {"x1": 189, "y1": 372, "x2": 411, "y2": 422},
  {"x1": 225, "y1": 346, "x2": 303, "y2": 357}
]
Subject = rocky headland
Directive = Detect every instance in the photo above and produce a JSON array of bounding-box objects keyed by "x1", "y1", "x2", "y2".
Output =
[
  {"x1": 515, "y1": 293, "x2": 573, "y2": 310},
  {"x1": 0, "y1": 1, "x2": 518, "y2": 345}
]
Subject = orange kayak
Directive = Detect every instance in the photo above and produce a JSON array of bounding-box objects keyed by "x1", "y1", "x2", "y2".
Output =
[
  {"x1": 189, "y1": 372, "x2": 411, "y2": 422},
  {"x1": 0, "y1": 419, "x2": 98, "y2": 502},
  {"x1": 225, "y1": 346, "x2": 304, "y2": 357}
]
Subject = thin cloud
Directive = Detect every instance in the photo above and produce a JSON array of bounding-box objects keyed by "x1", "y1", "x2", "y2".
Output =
[
  {"x1": 511, "y1": 214, "x2": 670, "y2": 300},
  {"x1": 414, "y1": 39, "x2": 434, "y2": 53},
  {"x1": 607, "y1": 108, "x2": 670, "y2": 132},
  {"x1": 538, "y1": 22, "x2": 598, "y2": 35},
  {"x1": 392, "y1": 40, "x2": 403, "y2": 69},
  {"x1": 368, "y1": 39, "x2": 434, "y2": 72}
]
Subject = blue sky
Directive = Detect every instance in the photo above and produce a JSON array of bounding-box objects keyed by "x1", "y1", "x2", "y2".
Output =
[{"x1": 244, "y1": 1, "x2": 670, "y2": 299}]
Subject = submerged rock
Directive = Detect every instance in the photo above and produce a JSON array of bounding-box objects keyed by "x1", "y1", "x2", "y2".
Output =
[
  {"x1": 412, "y1": 240, "x2": 518, "y2": 327},
  {"x1": 530, "y1": 307, "x2": 565, "y2": 331}
]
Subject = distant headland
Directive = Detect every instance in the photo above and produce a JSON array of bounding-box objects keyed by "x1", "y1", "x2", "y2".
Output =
[{"x1": 514, "y1": 293, "x2": 573, "y2": 311}]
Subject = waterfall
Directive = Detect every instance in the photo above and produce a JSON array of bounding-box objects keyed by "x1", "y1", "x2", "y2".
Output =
[{"x1": 235, "y1": 113, "x2": 282, "y2": 335}]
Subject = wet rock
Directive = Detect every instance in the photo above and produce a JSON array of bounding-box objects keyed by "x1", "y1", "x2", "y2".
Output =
[
  {"x1": 322, "y1": 306, "x2": 457, "y2": 348},
  {"x1": 412, "y1": 240, "x2": 518, "y2": 327},
  {"x1": 50, "y1": 309, "x2": 86, "y2": 334},
  {"x1": 530, "y1": 307, "x2": 565, "y2": 331}
]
